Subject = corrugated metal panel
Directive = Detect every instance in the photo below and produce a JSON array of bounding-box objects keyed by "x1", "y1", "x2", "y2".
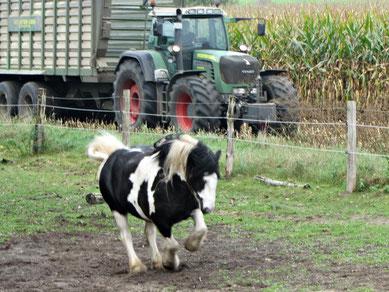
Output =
[
  {"x1": 0, "y1": 0, "x2": 96, "y2": 75},
  {"x1": 0, "y1": 0, "x2": 177, "y2": 77}
]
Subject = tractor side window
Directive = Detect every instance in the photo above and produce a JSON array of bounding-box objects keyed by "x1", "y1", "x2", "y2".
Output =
[{"x1": 211, "y1": 18, "x2": 228, "y2": 50}]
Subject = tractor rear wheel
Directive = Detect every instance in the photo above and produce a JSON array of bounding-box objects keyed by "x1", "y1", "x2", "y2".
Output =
[
  {"x1": 0, "y1": 81, "x2": 20, "y2": 118},
  {"x1": 262, "y1": 75, "x2": 299, "y2": 135},
  {"x1": 113, "y1": 60, "x2": 157, "y2": 129},
  {"x1": 169, "y1": 76, "x2": 222, "y2": 132}
]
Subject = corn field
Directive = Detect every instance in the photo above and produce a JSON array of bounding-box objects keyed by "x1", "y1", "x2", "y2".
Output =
[{"x1": 226, "y1": 1, "x2": 389, "y2": 109}]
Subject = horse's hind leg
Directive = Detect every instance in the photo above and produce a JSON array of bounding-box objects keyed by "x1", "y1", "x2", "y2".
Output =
[
  {"x1": 144, "y1": 221, "x2": 163, "y2": 270},
  {"x1": 184, "y1": 208, "x2": 207, "y2": 252},
  {"x1": 113, "y1": 211, "x2": 147, "y2": 273}
]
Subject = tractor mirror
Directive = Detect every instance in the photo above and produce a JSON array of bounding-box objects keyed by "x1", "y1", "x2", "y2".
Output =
[
  {"x1": 257, "y1": 19, "x2": 266, "y2": 36},
  {"x1": 153, "y1": 21, "x2": 175, "y2": 38},
  {"x1": 153, "y1": 21, "x2": 163, "y2": 36}
]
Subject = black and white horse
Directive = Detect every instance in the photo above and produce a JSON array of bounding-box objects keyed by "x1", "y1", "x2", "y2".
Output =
[{"x1": 87, "y1": 133, "x2": 221, "y2": 272}]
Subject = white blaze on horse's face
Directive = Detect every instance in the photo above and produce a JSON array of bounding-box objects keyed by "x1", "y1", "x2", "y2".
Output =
[{"x1": 198, "y1": 173, "x2": 218, "y2": 213}]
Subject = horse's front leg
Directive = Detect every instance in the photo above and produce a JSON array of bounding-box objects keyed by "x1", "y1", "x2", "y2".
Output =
[
  {"x1": 113, "y1": 211, "x2": 147, "y2": 273},
  {"x1": 184, "y1": 208, "x2": 208, "y2": 252},
  {"x1": 162, "y1": 235, "x2": 180, "y2": 271},
  {"x1": 155, "y1": 224, "x2": 180, "y2": 271}
]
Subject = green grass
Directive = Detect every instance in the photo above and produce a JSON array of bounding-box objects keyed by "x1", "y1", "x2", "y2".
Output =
[{"x1": 0, "y1": 122, "x2": 388, "y2": 288}]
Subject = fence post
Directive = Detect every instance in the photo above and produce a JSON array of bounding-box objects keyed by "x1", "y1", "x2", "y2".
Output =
[
  {"x1": 346, "y1": 100, "x2": 357, "y2": 193},
  {"x1": 32, "y1": 88, "x2": 46, "y2": 154},
  {"x1": 122, "y1": 89, "x2": 130, "y2": 146},
  {"x1": 225, "y1": 95, "x2": 235, "y2": 178}
]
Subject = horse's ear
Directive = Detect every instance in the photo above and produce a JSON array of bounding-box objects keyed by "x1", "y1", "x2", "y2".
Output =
[{"x1": 215, "y1": 150, "x2": 221, "y2": 161}]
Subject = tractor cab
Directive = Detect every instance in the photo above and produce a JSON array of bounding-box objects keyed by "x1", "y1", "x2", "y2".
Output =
[{"x1": 149, "y1": 7, "x2": 229, "y2": 71}]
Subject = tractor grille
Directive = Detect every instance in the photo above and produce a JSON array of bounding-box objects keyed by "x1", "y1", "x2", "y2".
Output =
[{"x1": 220, "y1": 55, "x2": 260, "y2": 84}]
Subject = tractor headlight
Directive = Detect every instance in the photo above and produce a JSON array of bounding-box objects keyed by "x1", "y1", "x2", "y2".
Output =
[
  {"x1": 233, "y1": 88, "x2": 246, "y2": 95},
  {"x1": 239, "y1": 44, "x2": 251, "y2": 53},
  {"x1": 168, "y1": 45, "x2": 181, "y2": 54}
]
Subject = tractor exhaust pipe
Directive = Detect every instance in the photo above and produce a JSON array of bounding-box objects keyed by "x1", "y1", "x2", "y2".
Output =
[{"x1": 175, "y1": 9, "x2": 184, "y2": 72}]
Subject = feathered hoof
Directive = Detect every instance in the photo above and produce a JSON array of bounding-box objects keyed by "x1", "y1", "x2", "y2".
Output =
[
  {"x1": 129, "y1": 261, "x2": 147, "y2": 273},
  {"x1": 151, "y1": 255, "x2": 164, "y2": 270},
  {"x1": 162, "y1": 252, "x2": 180, "y2": 271},
  {"x1": 184, "y1": 228, "x2": 207, "y2": 252}
]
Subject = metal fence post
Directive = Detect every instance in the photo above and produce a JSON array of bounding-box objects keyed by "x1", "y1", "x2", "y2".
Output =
[
  {"x1": 347, "y1": 100, "x2": 357, "y2": 193},
  {"x1": 225, "y1": 95, "x2": 235, "y2": 178},
  {"x1": 122, "y1": 89, "x2": 130, "y2": 146}
]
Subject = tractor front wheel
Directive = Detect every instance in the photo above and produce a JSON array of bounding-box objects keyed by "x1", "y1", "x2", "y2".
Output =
[
  {"x1": 262, "y1": 75, "x2": 299, "y2": 135},
  {"x1": 169, "y1": 77, "x2": 222, "y2": 132}
]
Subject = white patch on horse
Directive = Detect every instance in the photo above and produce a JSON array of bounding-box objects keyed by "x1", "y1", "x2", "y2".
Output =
[
  {"x1": 127, "y1": 148, "x2": 143, "y2": 152},
  {"x1": 198, "y1": 173, "x2": 218, "y2": 212},
  {"x1": 128, "y1": 153, "x2": 160, "y2": 218}
]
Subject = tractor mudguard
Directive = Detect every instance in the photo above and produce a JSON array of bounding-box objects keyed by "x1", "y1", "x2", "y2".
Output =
[
  {"x1": 167, "y1": 70, "x2": 205, "y2": 93},
  {"x1": 115, "y1": 51, "x2": 156, "y2": 82},
  {"x1": 259, "y1": 69, "x2": 287, "y2": 77}
]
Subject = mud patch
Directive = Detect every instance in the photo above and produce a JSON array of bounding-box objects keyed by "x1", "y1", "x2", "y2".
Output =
[{"x1": 0, "y1": 226, "x2": 387, "y2": 291}]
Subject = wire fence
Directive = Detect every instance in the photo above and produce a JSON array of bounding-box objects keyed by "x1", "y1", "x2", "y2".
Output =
[
  {"x1": 2, "y1": 120, "x2": 388, "y2": 159},
  {"x1": 0, "y1": 102, "x2": 388, "y2": 155},
  {"x1": 1, "y1": 93, "x2": 389, "y2": 193},
  {"x1": 3, "y1": 94, "x2": 389, "y2": 114},
  {"x1": 2, "y1": 101, "x2": 389, "y2": 131}
]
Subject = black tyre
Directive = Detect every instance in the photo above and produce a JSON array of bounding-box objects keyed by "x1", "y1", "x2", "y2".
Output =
[
  {"x1": 169, "y1": 76, "x2": 222, "y2": 132},
  {"x1": 0, "y1": 81, "x2": 20, "y2": 118},
  {"x1": 262, "y1": 75, "x2": 299, "y2": 135},
  {"x1": 113, "y1": 60, "x2": 157, "y2": 128},
  {"x1": 18, "y1": 82, "x2": 56, "y2": 120}
]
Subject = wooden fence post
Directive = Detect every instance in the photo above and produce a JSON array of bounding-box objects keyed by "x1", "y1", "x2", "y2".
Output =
[
  {"x1": 122, "y1": 89, "x2": 130, "y2": 146},
  {"x1": 346, "y1": 100, "x2": 357, "y2": 193},
  {"x1": 225, "y1": 95, "x2": 235, "y2": 178},
  {"x1": 32, "y1": 88, "x2": 46, "y2": 154}
]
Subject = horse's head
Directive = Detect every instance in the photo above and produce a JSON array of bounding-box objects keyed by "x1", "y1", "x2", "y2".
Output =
[
  {"x1": 186, "y1": 142, "x2": 221, "y2": 214},
  {"x1": 154, "y1": 134, "x2": 221, "y2": 214}
]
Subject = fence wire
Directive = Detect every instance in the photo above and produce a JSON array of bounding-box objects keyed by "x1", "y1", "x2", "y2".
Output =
[
  {"x1": 3, "y1": 102, "x2": 389, "y2": 130},
  {"x1": 0, "y1": 120, "x2": 388, "y2": 159}
]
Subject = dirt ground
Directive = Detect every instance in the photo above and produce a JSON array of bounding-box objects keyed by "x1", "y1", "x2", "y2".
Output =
[{"x1": 0, "y1": 226, "x2": 387, "y2": 291}]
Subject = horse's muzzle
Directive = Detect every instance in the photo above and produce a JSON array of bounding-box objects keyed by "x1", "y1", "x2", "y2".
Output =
[{"x1": 202, "y1": 207, "x2": 212, "y2": 214}]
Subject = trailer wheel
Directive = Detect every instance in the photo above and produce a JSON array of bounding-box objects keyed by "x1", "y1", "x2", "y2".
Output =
[
  {"x1": 18, "y1": 82, "x2": 56, "y2": 120},
  {"x1": 0, "y1": 81, "x2": 20, "y2": 118},
  {"x1": 113, "y1": 60, "x2": 157, "y2": 128},
  {"x1": 262, "y1": 75, "x2": 299, "y2": 135},
  {"x1": 169, "y1": 76, "x2": 222, "y2": 132}
]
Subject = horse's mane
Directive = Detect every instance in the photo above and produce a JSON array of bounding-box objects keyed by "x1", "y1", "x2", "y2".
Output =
[{"x1": 153, "y1": 134, "x2": 198, "y2": 181}]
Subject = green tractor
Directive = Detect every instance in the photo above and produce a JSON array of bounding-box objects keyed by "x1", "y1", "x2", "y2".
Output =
[{"x1": 113, "y1": 2, "x2": 299, "y2": 133}]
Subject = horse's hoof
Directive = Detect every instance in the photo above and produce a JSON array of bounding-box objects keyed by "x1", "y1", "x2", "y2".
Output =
[
  {"x1": 162, "y1": 253, "x2": 180, "y2": 271},
  {"x1": 130, "y1": 261, "x2": 147, "y2": 273},
  {"x1": 184, "y1": 228, "x2": 207, "y2": 252},
  {"x1": 151, "y1": 256, "x2": 164, "y2": 270}
]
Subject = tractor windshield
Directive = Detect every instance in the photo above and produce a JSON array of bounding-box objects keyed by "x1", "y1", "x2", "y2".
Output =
[{"x1": 181, "y1": 16, "x2": 228, "y2": 50}]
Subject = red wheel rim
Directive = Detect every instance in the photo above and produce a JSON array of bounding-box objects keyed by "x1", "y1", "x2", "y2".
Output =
[
  {"x1": 121, "y1": 81, "x2": 140, "y2": 125},
  {"x1": 176, "y1": 92, "x2": 193, "y2": 131}
]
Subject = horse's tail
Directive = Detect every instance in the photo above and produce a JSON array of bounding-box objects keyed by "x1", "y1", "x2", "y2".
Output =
[{"x1": 87, "y1": 133, "x2": 126, "y2": 161}]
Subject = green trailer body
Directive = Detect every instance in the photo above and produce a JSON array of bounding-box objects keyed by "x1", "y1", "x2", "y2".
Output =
[{"x1": 0, "y1": 0, "x2": 174, "y2": 82}]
